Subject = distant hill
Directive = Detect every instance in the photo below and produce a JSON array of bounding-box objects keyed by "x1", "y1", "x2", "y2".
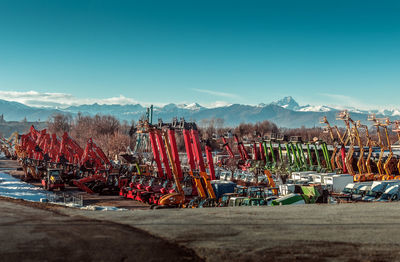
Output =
[
  {"x1": 0, "y1": 97, "x2": 395, "y2": 128},
  {"x1": 0, "y1": 99, "x2": 62, "y2": 122},
  {"x1": 0, "y1": 121, "x2": 47, "y2": 137}
]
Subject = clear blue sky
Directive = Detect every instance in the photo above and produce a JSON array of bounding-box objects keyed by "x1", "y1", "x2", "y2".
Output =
[{"x1": 0, "y1": 0, "x2": 399, "y2": 109}]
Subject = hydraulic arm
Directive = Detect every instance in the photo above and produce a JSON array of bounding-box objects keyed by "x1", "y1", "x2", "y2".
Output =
[{"x1": 221, "y1": 136, "x2": 235, "y2": 159}]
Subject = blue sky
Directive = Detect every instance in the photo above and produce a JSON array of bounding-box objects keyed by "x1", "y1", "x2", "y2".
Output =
[{"x1": 0, "y1": 0, "x2": 399, "y2": 109}]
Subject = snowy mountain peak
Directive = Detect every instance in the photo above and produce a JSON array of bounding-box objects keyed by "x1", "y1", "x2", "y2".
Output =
[
  {"x1": 177, "y1": 103, "x2": 203, "y2": 111},
  {"x1": 271, "y1": 96, "x2": 300, "y2": 110}
]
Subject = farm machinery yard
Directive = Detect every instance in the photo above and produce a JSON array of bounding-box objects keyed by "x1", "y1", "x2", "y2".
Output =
[
  {"x1": 3, "y1": 110, "x2": 400, "y2": 261},
  {"x1": 1, "y1": 109, "x2": 400, "y2": 209}
]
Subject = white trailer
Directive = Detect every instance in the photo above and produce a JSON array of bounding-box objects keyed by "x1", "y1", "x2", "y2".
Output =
[
  {"x1": 279, "y1": 184, "x2": 296, "y2": 196},
  {"x1": 312, "y1": 173, "x2": 336, "y2": 184},
  {"x1": 290, "y1": 171, "x2": 316, "y2": 184},
  {"x1": 323, "y1": 174, "x2": 354, "y2": 193}
]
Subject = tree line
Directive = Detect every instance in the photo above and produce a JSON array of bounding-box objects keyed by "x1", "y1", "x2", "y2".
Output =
[{"x1": 47, "y1": 114, "x2": 400, "y2": 160}]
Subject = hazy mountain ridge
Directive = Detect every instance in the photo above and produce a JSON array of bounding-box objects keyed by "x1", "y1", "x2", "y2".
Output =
[
  {"x1": 0, "y1": 99, "x2": 63, "y2": 122},
  {"x1": 0, "y1": 97, "x2": 397, "y2": 128}
]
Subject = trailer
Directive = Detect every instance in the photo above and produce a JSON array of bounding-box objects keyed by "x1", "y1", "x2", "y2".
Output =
[
  {"x1": 290, "y1": 171, "x2": 316, "y2": 184},
  {"x1": 279, "y1": 184, "x2": 296, "y2": 196},
  {"x1": 323, "y1": 174, "x2": 354, "y2": 193}
]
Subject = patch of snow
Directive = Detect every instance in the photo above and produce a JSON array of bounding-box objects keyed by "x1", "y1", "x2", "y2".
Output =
[
  {"x1": 392, "y1": 110, "x2": 400, "y2": 116},
  {"x1": 298, "y1": 105, "x2": 332, "y2": 112},
  {"x1": 122, "y1": 112, "x2": 141, "y2": 115},
  {"x1": 0, "y1": 152, "x2": 6, "y2": 160},
  {"x1": 81, "y1": 205, "x2": 127, "y2": 211},
  {"x1": 176, "y1": 103, "x2": 203, "y2": 111},
  {"x1": 204, "y1": 101, "x2": 232, "y2": 108},
  {"x1": 185, "y1": 103, "x2": 202, "y2": 110},
  {"x1": 0, "y1": 172, "x2": 51, "y2": 202},
  {"x1": 0, "y1": 172, "x2": 127, "y2": 211}
]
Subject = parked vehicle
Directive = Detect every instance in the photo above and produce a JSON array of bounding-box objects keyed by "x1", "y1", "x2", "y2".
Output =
[
  {"x1": 332, "y1": 182, "x2": 355, "y2": 202},
  {"x1": 352, "y1": 186, "x2": 369, "y2": 201},
  {"x1": 350, "y1": 182, "x2": 373, "y2": 201},
  {"x1": 362, "y1": 180, "x2": 400, "y2": 202},
  {"x1": 342, "y1": 183, "x2": 355, "y2": 194},
  {"x1": 376, "y1": 185, "x2": 400, "y2": 202}
]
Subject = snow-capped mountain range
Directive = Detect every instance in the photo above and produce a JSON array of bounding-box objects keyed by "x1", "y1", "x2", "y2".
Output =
[
  {"x1": 272, "y1": 96, "x2": 400, "y2": 116},
  {"x1": 0, "y1": 96, "x2": 399, "y2": 128}
]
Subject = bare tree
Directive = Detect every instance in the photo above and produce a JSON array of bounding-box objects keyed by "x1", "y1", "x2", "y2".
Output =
[{"x1": 47, "y1": 114, "x2": 72, "y2": 137}]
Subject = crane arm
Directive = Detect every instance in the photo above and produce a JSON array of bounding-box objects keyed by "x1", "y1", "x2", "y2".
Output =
[{"x1": 221, "y1": 136, "x2": 235, "y2": 159}]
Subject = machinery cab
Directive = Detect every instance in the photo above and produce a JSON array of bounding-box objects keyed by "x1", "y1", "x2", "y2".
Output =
[
  {"x1": 219, "y1": 170, "x2": 233, "y2": 181},
  {"x1": 247, "y1": 186, "x2": 266, "y2": 198},
  {"x1": 61, "y1": 163, "x2": 79, "y2": 183},
  {"x1": 106, "y1": 173, "x2": 119, "y2": 187},
  {"x1": 219, "y1": 193, "x2": 239, "y2": 207},
  {"x1": 234, "y1": 186, "x2": 248, "y2": 197},
  {"x1": 228, "y1": 196, "x2": 245, "y2": 207},
  {"x1": 242, "y1": 198, "x2": 267, "y2": 206},
  {"x1": 42, "y1": 168, "x2": 65, "y2": 191}
]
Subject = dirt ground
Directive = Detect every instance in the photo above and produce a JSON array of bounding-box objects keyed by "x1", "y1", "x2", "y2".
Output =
[
  {"x1": 0, "y1": 158, "x2": 20, "y2": 170},
  {"x1": 0, "y1": 198, "x2": 202, "y2": 262},
  {"x1": 59, "y1": 202, "x2": 400, "y2": 262},
  {"x1": 3, "y1": 197, "x2": 400, "y2": 262}
]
